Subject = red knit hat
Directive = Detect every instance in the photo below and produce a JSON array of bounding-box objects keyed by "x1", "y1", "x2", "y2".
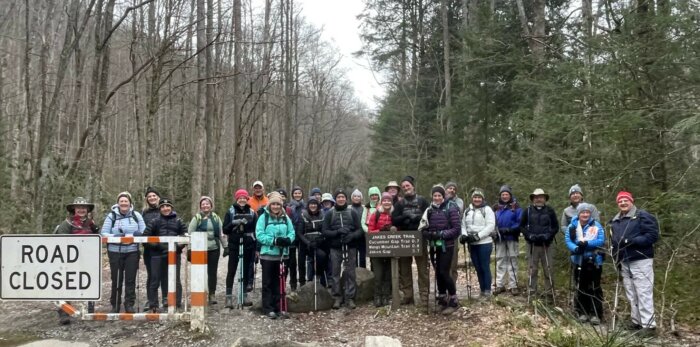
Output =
[
  {"x1": 235, "y1": 189, "x2": 250, "y2": 201},
  {"x1": 616, "y1": 191, "x2": 634, "y2": 203}
]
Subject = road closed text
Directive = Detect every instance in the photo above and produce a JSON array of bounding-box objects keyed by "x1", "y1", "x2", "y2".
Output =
[{"x1": 1, "y1": 235, "x2": 101, "y2": 300}]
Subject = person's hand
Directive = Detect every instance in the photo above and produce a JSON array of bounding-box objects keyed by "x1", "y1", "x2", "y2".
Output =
[
  {"x1": 380, "y1": 224, "x2": 392, "y2": 231},
  {"x1": 223, "y1": 247, "x2": 230, "y2": 257},
  {"x1": 459, "y1": 234, "x2": 469, "y2": 245},
  {"x1": 577, "y1": 240, "x2": 588, "y2": 249},
  {"x1": 572, "y1": 246, "x2": 581, "y2": 255},
  {"x1": 275, "y1": 237, "x2": 291, "y2": 247},
  {"x1": 309, "y1": 239, "x2": 318, "y2": 249}
]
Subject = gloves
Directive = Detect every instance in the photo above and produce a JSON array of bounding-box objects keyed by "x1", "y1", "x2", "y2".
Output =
[
  {"x1": 309, "y1": 239, "x2": 318, "y2": 249},
  {"x1": 380, "y1": 224, "x2": 392, "y2": 231},
  {"x1": 490, "y1": 229, "x2": 500, "y2": 241},
  {"x1": 577, "y1": 240, "x2": 588, "y2": 249},
  {"x1": 572, "y1": 246, "x2": 582, "y2": 255},
  {"x1": 459, "y1": 234, "x2": 469, "y2": 245},
  {"x1": 275, "y1": 237, "x2": 292, "y2": 247},
  {"x1": 223, "y1": 247, "x2": 229, "y2": 257},
  {"x1": 338, "y1": 227, "x2": 350, "y2": 236},
  {"x1": 341, "y1": 234, "x2": 351, "y2": 245},
  {"x1": 466, "y1": 233, "x2": 480, "y2": 244}
]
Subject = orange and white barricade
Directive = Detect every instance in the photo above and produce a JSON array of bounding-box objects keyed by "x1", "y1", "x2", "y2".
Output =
[{"x1": 55, "y1": 233, "x2": 208, "y2": 331}]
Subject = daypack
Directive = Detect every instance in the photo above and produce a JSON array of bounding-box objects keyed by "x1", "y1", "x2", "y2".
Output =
[
  {"x1": 427, "y1": 206, "x2": 453, "y2": 230},
  {"x1": 110, "y1": 211, "x2": 141, "y2": 229}
]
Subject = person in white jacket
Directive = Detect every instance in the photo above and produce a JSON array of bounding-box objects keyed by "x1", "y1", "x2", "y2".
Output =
[{"x1": 459, "y1": 188, "x2": 495, "y2": 298}]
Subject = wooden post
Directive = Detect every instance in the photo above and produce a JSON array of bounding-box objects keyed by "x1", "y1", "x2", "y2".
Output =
[{"x1": 391, "y1": 257, "x2": 400, "y2": 310}]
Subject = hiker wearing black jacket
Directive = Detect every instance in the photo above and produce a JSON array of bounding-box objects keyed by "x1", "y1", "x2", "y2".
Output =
[{"x1": 520, "y1": 189, "x2": 559, "y2": 301}]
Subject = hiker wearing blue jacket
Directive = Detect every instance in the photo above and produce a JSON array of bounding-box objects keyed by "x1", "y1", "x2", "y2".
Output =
[
  {"x1": 565, "y1": 203, "x2": 605, "y2": 325},
  {"x1": 256, "y1": 192, "x2": 296, "y2": 319},
  {"x1": 100, "y1": 192, "x2": 146, "y2": 314}
]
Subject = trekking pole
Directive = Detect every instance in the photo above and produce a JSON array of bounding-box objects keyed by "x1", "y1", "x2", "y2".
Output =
[
  {"x1": 543, "y1": 244, "x2": 556, "y2": 305},
  {"x1": 527, "y1": 243, "x2": 533, "y2": 305},
  {"x1": 237, "y1": 236, "x2": 245, "y2": 309},
  {"x1": 609, "y1": 228, "x2": 621, "y2": 330},
  {"x1": 428, "y1": 243, "x2": 435, "y2": 315},
  {"x1": 463, "y1": 243, "x2": 471, "y2": 300},
  {"x1": 313, "y1": 246, "x2": 318, "y2": 311},
  {"x1": 279, "y1": 249, "x2": 288, "y2": 315}
]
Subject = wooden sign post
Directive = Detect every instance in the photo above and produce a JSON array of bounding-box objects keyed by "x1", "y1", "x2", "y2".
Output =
[{"x1": 366, "y1": 230, "x2": 423, "y2": 309}]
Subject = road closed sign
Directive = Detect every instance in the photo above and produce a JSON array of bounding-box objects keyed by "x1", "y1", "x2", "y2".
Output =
[{"x1": 1, "y1": 235, "x2": 102, "y2": 300}]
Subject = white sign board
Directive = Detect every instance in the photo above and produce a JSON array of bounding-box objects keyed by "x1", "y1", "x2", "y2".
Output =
[{"x1": 1, "y1": 235, "x2": 102, "y2": 300}]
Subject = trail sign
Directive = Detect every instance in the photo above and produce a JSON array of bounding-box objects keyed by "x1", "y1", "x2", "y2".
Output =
[
  {"x1": 366, "y1": 230, "x2": 423, "y2": 257},
  {"x1": 1, "y1": 234, "x2": 102, "y2": 300}
]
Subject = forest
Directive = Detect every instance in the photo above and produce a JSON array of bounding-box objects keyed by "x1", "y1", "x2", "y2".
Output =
[{"x1": 0, "y1": 0, "x2": 698, "y2": 334}]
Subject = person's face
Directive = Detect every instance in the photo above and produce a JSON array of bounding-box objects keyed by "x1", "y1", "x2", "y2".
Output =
[
  {"x1": 200, "y1": 200, "x2": 212, "y2": 213},
  {"x1": 146, "y1": 193, "x2": 160, "y2": 206},
  {"x1": 269, "y1": 202, "x2": 282, "y2": 214},
  {"x1": 388, "y1": 187, "x2": 399, "y2": 196},
  {"x1": 446, "y1": 186, "x2": 456, "y2": 199},
  {"x1": 579, "y1": 210, "x2": 591, "y2": 224},
  {"x1": 159, "y1": 204, "x2": 172, "y2": 216},
  {"x1": 472, "y1": 195, "x2": 483, "y2": 207},
  {"x1": 533, "y1": 196, "x2": 546, "y2": 206},
  {"x1": 432, "y1": 192, "x2": 444, "y2": 205},
  {"x1": 313, "y1": 193, "x2": 322, "y2": 201},
  {"x1": 309, "y1": 203, "x2": 319, "y2": 212},
  {"x1": 118, "y1": 197, "x2": 131, "y2": 211},
  {"x1": 370, "y1": 194, "x2": 379, "y2": 203},
  {"x1": 570, "y1": 192, "x2": 583, "y2": 204},
  {"x1": 381, "y1": 199, "x2": 392, "y2": 209},
  {"x1": 617, "y1": 198, "x2": 632, "y2": 214},
  {"x1": 253, "y1": 185, "x2": 263, "y2": 197},
  {"x1": 401, "y1": 182, "x2": 414, "y2": 196},
  {"x1": 74, "y1": 206, "x2": 88, "y2": 218},
  {"x1": 500, "y1": 192, "x2": 511, "y2": 202},
  {"x1": 336, "y1": 195, "x2": 347, "y2": 206},
  {"x1": 237, "y1": 196, "x2": 248, "y2": 207},
  {"x1": 352, "y1": 195, "x2": 362, "y2": 204},
  {"x1": 322, "y1": 201, "x2": 332, "y2": 208},
  {"x1": 293, "y1": 190, "x2": 303, "y2": 201}
]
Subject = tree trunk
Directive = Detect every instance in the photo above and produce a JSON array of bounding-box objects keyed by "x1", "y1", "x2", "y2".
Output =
[{"x1": 191, "y1": 0, "x2": 207, "y2": 214}]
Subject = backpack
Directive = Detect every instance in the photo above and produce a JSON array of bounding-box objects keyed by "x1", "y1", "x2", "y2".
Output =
[
  {"x1": 110, "y1": 211, "x2": 141, "y2": 229},
  {"x1": 427, "y1": 206, "x2": 453, "y2": 230}
]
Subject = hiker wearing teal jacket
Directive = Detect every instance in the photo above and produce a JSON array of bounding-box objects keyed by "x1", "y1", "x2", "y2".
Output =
[
  {"x1": 188, "y1": 196, "x2": 226, "y2": 305},
  {"x1": 255, "y1": 192, "x2": 296, "y2": 319}
]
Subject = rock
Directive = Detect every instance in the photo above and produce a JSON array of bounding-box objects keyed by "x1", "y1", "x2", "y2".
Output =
[
  {"x1": 19, "y1": 340, "x2": 90, "y2": 347},
  {"x1": 365, "y1": 336, "x2": 401, "y2": 347},
  {"x1": 231, "y1": 337, "x2": 320, "y2": 347},
  {"x1": 341, "y1": 267, "x2": 375, "y2": 303},
  {"x1": 287, "y1": 281, "x2": 334, "y2": 313}
]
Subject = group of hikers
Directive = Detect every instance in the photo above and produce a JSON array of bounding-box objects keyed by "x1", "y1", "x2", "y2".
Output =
[{"x1": 54, "y1": 177, "x2": 659, "y2": 337}]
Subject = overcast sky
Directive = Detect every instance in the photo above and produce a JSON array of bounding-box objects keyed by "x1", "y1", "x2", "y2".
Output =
[{"x1": 297, "y1": 0, "x2": 384, "y2": 111}]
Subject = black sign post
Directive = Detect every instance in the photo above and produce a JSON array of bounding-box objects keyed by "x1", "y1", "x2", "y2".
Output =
[{"x1": 366, "y1": 230, "x2": 424, "y2": 309}]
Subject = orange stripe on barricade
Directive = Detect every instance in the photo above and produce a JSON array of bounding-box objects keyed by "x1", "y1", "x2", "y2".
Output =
[
  {"x1": 168, "y1": 251, "x2": 176, "y2": 265},
  {"x1": 168, "y1": 292, "x2": 176, "y2": 306},
  {"x1": 121, "y1": 237, "x2": 134, "y2": 244},
  {"x1": 191, "y1": 292, "x2": 206, "y2": 307},
  {"x1": 61, "y1": 303, "x2": 77, "y2": 315},
  {"x1": 145, "y1": 313, "x2": 161, "y2": 321},
  {"x1": 121, "y1": 313, "x2": 134, "y2": 321},
  {"x1": 190, "y1": 250, "x2": 207, "y2": 265},
  {"x1": 147, "y1": 237, "x2": 160, "y2": 243},
  {"x1": 93, "y1": 313, "x2": 108, "y2": 321}
]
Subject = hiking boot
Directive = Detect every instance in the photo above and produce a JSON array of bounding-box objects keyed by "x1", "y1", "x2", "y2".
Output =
[
  {"x1": 480, "y1": 291, "x2": 492, "y2": 301},
  {"x1": 578, "y1": 314, "x2": 589, "y2": 323},
  {"x1": 589, "y1": 316, "x2": 601, "y2": 326},
  {"x1": 124, "y1": 306, "x2": 135, "y2": 314},
  {"x1": 150, "y1": 306, "x2": 160, "y2": 313},
  {"x1": 110, "y1": 306, "x2": 120, "y2": 314},
  {"x1": 493, "y1": 287, "x2": 506, "y2": 295},
  {"x1": 291, "y1": 284, "x2": 297, "y2": 292},
  {"x1": 267, "y1": 312, "x2": 278, "y2": 320},
  {"x1": 58, "y1": 311, "x2": 71, "y2": 325},
  {"x1": 225, "y1": 295, "x2": 234, "y2": 309},
  {"x1": 332, "y1": 298, "x2": 342, "y2": 310},
  {"x1": 243, "y1": 297, "x2": 253, "y2": 306},
  {"x1": 400, "y1": 297, "x2": 414, "y2": 305},
  {"x1": 436, "y1": 295, "x2": 448, "y2": 310},
  {"x1": 346, "y1": 299, "x2": 356, "y2": 309},
  {"x1": 509, "y1": 287, "x2": 520, "y2": 296},
  {"x1": 382, "y1": 297, "x2": 391, "y2": 307},
  {"x1": 245, "y1": 284, "x2": 253, "y2": 293},
  {"x1": 624, "y1": 321, "x2": 642, "y2": 331},
  {"x1": 441, "y1": 295, "x2": 459, "y2": 315},
  {"x1": 279, "y1": 311, "x2": 291, "y2": 319},
  {"x1": 208, "y1": 294, "x2": 217, "y2": 305},
  {"x1": 373, "y1": 297, "x2": 383, "y2": 307}
]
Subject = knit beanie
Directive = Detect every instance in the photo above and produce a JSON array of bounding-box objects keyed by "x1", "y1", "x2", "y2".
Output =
[
  {"x1": 499, "y1": 185, "x2": 512, "y2": 195},
  {"x1": 431, "y1": 186, "x2": 446, "y2": 198},
  {"x1": 310, "y1": 187, "x2": 321, "y2": 196},
  {"x1": 401, "y1": 175, "x2": 416, "y2": 188},
  {"x1": 159, "y1": 197, "x2": 174, "y2": 208},
  {"x1": 616, "y1": 191, "x2": 634, "y2": 203},
  {"x1": 381, "y1": 192, "x2": 393, "y2": 202},
  {"x1": 576, "y1": 202, "x2": 594, "y2": 215},
  {"x1": 569, "y1": 184, "x2": 583, "y2": 196},
  {"x1": 144, "y1": 186, "x2": 160, "y2": 198},
  {"x1": 268, "y1": 192, "x2": 283, "y2": 205},
  {"x1": 445, "y1": 181, "x2": 458, "y2": 189},
  {"x1": 234, "y1": 189, "x2": 250, "y2": 201},
  {"x1": 471, "y1": 188, "x2": 485, "y2": 198},
  {"x1": 199, "y1": 196, "x2": 214, "y2": 209},
  {"x1": 334, "y1": 189, "x2": 347, "y2": 200},
  {"x1": 276, "y1": 188, "x2": 288, "y2": 198},
  {"x1": 292, "y1": 186, "x2": 303, "y2": 197},
  {"x1": 351, "y1": 189, "x2": 363, "y2": 199},
  {"x1": 307, "y1": 197, "x2": 319, "y2": 207},
  {"x1": 117, "y1": 191, "x2": 133, "y2": 205}
]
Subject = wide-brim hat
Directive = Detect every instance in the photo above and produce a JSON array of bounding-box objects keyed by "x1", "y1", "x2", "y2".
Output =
[
  {"x1": 385, "y1": 181, "x2": 400, "y2": 191},
  {"x1": 66, "y1": 197, "x2": 95, "y2": 214},
  {"x1": 529, "y1": 188, "x2": 549, "y2": 201}
]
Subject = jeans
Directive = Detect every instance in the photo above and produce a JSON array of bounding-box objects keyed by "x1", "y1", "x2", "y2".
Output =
[{"x1": 469, "y1": 243, "x2": 493, "y2": 293}]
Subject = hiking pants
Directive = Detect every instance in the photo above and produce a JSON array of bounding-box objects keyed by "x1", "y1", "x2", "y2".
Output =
[
  {"x1": 108, "y1": 251, "x2": 139, "y2": 309},
  {"x1": 261, "y1": 258, "x2": 281, "y2": 314},
  {"x1": 495, "y1": 240, "x2": 519, "y2": 289},
  {"x1": 469, "y1": 243, "x2": 493, "y2": 293},
  {"x1": 330, "y1": 246, "x2": 357, "y2": 300},
  {"x1": 622, "y1": 259, "x2": 656, "y2": 328}
]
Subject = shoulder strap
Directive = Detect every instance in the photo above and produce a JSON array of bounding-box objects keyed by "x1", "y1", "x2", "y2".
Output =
[
  {"x1": 374, "y1": 209, "x2": 381, "y2": 225},
  {"x1": 110, "y1": 211, "x2": 117, "y2": 228}
]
